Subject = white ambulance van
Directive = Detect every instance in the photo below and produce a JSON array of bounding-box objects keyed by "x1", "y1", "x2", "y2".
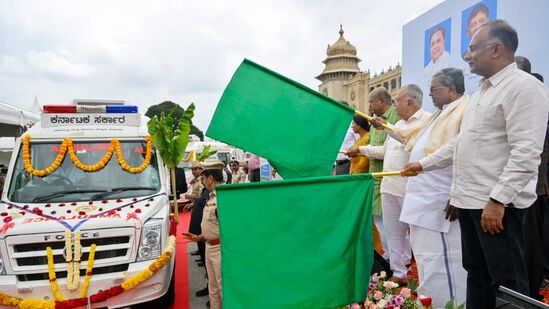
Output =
[{"x1": 0, "y1": 101, "x2": 175, "y2": 308}]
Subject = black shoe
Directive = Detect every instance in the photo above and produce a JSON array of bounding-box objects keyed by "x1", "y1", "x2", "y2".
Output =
[
  {"x1": 197, "y1": 262, "x2": 205, "y2": 267},
  {"x1": 195, "y1": 258, "x2": 202, "y2": 262},
  {"x1": 205, "y1": 273, "x2": 208, "y2": 278},
  {"x1": 206, "y1": 300, "x2": 210, "y2": 307},
  {"x1": 195, "y1": 286, "x2": 209, "y2": 297},
  {"x1": 190, "y1": 250, "x2": 200, "y2": 256}
]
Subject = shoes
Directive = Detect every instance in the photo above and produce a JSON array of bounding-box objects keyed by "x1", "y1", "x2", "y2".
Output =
[
  {"x1": 205, "y1": 273, "x2": 208, "y2": 278},
  {"x1": 387, "y1": 276, "x2": 408, "y2": 287},
  {"x1": 195, "y1": 286, "x2": 209, "y2": 297},
  {"x1": 195, "y1": 258, "x2": 202, "y2": 262},
  {"x1": 197, "y1": 262, "x2": 205, "y2": 267},
  {"x1": 206, "y1": 300, "x2": 210, "y2": 307},
  {"x1": 190, "y1": 250, "x2": 199, "y2": 256}
]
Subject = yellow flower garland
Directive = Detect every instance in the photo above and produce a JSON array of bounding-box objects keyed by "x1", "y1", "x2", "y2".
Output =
[
  {"x1": 115, "y1": 135, "x2": 153, "y2": 173},
  {"x1": 3, "y1": 235, "x2": 175, "y2": 308},
  {"x1": 0, "y1": 292, "x2": 21, "y2": 306},
  {"x1": 22, "y1": 135, "x2": 153, "y2": 176},
  {"x1": 79, "y1": 244, "x2": 96, "y2": 298},
  {"x1": 67, "y1": 139, "x2": 116, "y2": 173},
  {"x1": 47, "y1": 232, "x2": 97, "y2": 299},
  {"x1": 181, "y1": 150, "x2": 194, "y2": 162},
  {"x1": 22, "y1": 135, "x2": 68, "y2": 177},
  {"x1": 46, "y1": 247, "x2": 66, "y2": 301},
  {"x1": 121, "y1": 235, "x2": 176, "y2": 291}
]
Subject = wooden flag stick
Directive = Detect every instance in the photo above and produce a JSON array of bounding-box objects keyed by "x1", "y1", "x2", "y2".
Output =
[
  {"x1": 371, "y1": 170, "x2": 420, "y2": 177},
  {"x1": 354, "y1": 110, "x2": 397, "y2": 132}
]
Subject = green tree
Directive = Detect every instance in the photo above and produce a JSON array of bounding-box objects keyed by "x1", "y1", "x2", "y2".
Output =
[
  {"x1": 145, "y1": 101, "x2": 204, "y2": 140},
  {"x1": 148, "y1": 103, "x2": 195, "y2": 223}
]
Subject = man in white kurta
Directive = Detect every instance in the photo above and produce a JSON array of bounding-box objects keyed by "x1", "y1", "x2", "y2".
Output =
[
  {"x1": 399, "y1": 68, "x2": 469, "y2": 308},
  {"x1": 348, "y1": 85, "x2": 430, "y2": 284}
]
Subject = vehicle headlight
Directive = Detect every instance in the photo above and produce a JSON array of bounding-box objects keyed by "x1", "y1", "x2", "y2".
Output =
[
  {"x1": 0, "y1": 252, "x2": 6, "y2": 275},
  {"x1": 137, "y1": 218, "x2": 162, "y2": 262}
]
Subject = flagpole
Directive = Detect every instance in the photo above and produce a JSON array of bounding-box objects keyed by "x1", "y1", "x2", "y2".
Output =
[
  {"x1": 371, "y1": 171, "x2": 420, "y2": 177},
  {"x1": 354, "y1": 110, "x2": 397, "y2": 132}
]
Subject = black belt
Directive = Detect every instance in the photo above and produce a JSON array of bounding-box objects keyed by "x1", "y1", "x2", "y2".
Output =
[{"x1": 336, "y1": 159, "x2": 350, "y2": 165}]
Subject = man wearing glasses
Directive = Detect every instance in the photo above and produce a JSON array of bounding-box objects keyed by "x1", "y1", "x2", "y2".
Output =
[
  {"x1": 397, "y1": 69, "x2": 469, "y2": 308},
  {"x1": 404, "y1": 20, "x2": 549, "y2": 308}
]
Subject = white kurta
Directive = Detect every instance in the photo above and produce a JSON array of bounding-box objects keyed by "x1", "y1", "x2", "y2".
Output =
[
  {"x1": 400, "y1": 122, "x2": 453, "y2": 233},
  {"x1": 400, "y1": 117, "x2": 467, "y2": 308}
]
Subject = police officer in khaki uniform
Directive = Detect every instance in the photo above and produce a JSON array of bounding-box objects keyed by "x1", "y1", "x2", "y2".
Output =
[{"x1": 182, "y1": 161, "x2": 225, "y2": 309}]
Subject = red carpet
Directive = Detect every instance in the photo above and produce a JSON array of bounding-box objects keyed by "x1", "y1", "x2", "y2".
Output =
[{"x1": 165, "y1": 212, "x2": 191, "y2": 309}]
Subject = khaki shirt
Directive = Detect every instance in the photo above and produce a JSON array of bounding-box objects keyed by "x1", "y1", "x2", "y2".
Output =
[
  {"x1": 191, "y1": 177, "x2": 203, "y2": 197},
  {"x1": 201, "y1": 191, "x2": 220, "y2": 241}
]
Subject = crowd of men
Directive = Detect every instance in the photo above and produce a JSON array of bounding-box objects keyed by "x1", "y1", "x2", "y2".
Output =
[
  {"x1": 179, "y1": 19, "x2": 548, "y2": 309},
  {"x1": 345, "y1": 19, "x2": 549, "y2": 308}
]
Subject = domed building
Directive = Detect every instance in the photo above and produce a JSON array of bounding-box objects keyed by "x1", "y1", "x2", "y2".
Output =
[{"x1": 316, "y1": 25, "x2": 402, "y2": 114}]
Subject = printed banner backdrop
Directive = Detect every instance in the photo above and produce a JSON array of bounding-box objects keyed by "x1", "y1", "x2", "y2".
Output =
[{"x1": 402, "y1": 0, "x2": 549, "y2": 112}]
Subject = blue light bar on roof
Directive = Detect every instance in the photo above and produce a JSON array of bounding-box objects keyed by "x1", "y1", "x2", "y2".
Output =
[{"x1": 106, "y1": 105, "x2": 138, "y2": 113}]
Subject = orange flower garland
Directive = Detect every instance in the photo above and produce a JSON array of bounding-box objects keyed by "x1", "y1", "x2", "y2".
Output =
[
  {"x1": 121, "y1": 235, "x2": 176, "y2": 291},
  {"x1": 0, "y1": 292, "x2": 21, "y2": 306},
  {"x1": 115, "y1": 135, "x2": 153, "y2": 173},
  {"x1": 23, "y1": 135, "x2": 68, "y2": 177},
  {"x1": 46, "y1": 247, "x2": 66, "y2": 301},
  {"x1": 79, "y1": 244, "x2": 96, "y2": 298},
  {"x1": 67, "y1": 139, "x2": 116, "y2": 173},
  {"x1": 22, "y1": 135, "x2": 152, "y2": 176},
  {"x1": 1, "y1": 235, "x2": 175, "y2": 309}
]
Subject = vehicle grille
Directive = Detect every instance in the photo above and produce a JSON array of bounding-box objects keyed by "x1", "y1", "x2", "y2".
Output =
[{"x1": 5, "y1": 228, "x2": 136, "y2": 281}]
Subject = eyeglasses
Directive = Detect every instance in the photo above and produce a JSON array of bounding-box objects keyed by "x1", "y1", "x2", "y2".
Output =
[
  {"x1": 466, "y1": 41, "x2": 497, "y2": 54},
  {"x1": 429, "y1": 86, "x2": 447, "y2": 94}
]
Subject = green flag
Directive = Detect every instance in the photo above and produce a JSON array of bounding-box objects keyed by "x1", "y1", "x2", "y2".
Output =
[
  {"x1": 206, "y1": 59, "x2": 354, "y2": 179},
  {"x1": 217, "y1": 174, "x2": 374, "y2": 308}
]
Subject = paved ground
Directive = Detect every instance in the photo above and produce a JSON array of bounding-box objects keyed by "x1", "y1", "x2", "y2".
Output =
[{"x1": 186, "y1": 242, "x2": 209, "y2": 309}]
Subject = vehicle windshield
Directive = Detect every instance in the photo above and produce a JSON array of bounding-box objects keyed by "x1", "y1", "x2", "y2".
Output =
[{"x1": 8, "y1": 139, "x2": 161, "y2": 203}]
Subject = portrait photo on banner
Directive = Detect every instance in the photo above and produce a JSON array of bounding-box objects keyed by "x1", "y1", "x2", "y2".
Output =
[
  {"x1": 423, "y1": 18, "x2": 452, "y2": 78},
  {"x1": 460, "y1": 0, "x2": 498, "y2": 59}
]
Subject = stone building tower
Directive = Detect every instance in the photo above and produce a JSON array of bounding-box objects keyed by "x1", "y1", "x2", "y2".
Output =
[
  {"x1": 316, "y1": 25, "x2": 361, "y2": 102},
  {"x1": 316, "y1": 26, "x2": 402, "y2": 114}
]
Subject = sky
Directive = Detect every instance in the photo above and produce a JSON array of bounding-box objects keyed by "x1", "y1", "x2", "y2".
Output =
[{"x1": 0, "y1": 0, "x2": 444, "y2": 132}]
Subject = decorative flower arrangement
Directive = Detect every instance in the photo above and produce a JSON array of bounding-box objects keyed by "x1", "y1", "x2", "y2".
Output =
[
  {"x1": 0, "y1": 235, "x2": 176, "y2": 309},
  {"x1": 23, "y1": 135, "x2": 68, "y2": 177},
  {"x1": 346, "y1": 271, "x2": 430, "y2": 309},
  {"x1": 23, "y1": 135, "x2": 153, "y2": 176},
  {"x1": 67, "y1": 139, "x2": 115, "y2": 172}
]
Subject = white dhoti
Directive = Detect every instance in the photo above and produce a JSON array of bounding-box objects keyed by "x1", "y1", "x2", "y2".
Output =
[
  {"x1": 381, "y1": 193, "x2": 411, "y2": 277},
  {"x1": 410, "y1": 221, "x2": 467, "y2": 309}
]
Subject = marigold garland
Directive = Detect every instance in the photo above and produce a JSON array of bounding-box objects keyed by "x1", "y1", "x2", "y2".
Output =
[
  {"x1": 0, "y1": 292, "x2": 21, "y2": 306},
  {"x1": 64, "y1": 230, "x2": 73, "y2": 293},
  {"x1": 121, "y1": 235, "x2": 176, "y2": 291},
  {"x1": 22, "y1": 135, "x2": 68, "y2": 177},
  {"x1": 79, "y1": 244, "x2": 96, "y2": 298},
  {"x1": 115, "y1": 135, "x2": 153, "y2": 173},
  {"x1": 67, "y1": 139, "x2": 116, "y2": 173},
  {"x1": 46, "y1": 247, "x2": 66, "y2": 301},
  {"x1": 4, "y1": 235, "x2": 175, "y2": 309},
  {"x1": 22, "y1": 135, "x2": 153, "y2": 176}
]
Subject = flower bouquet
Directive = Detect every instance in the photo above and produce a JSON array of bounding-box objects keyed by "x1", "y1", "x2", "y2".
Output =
[{"x1": 346, "y1": 271, "x2": 432, "y2": 309}]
